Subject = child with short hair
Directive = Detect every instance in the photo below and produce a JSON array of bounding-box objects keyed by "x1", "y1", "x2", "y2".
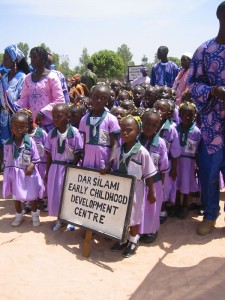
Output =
[
  {"x1": 3, "y1": 112, "x2": 43, "y2": 227},
  {"x1": 69, "y1": 104, "x2": 86, "y2": 129},
  {"x1": 19, "y1": 108, "x2": 48, "y2": 212},
  {"x1": 110, "y1": 106, "x2": 126, "y2": 125},
  {"x1": 154, "y1": 99, "x2": 181, "y2": 222},
  {"x1": 176, "y1": 102, "x2": 201, "y2": 218},
  {"x1": 111, "y1": 115, "x2": 157, "y2": 257},
  {"x1": 139, "y1": 109, "x2": 169, "y2": 242},
  {"x1": 45, "y1": 103, "x2": 83, "y2": 230},
  {"x1": 132, "y1": 85, "x2": 145, "y2": 108},
  {"x1": 142, "y1": 87, "x2": 158, "y2": 109},
  {"x1": 79, "y1": 85, "x2": 120, "y2": 172}
]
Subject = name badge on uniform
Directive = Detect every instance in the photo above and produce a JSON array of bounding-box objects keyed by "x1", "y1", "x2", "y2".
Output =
[
  {"x1": 151, "y1": 152, "x2": 160, "y2": 170},
  {"x1": 185, "y1": 138, "x2": 197, "y2": 154},
  {"x1": 19, "y1": 153, "x2": 31, "y2": 166}
]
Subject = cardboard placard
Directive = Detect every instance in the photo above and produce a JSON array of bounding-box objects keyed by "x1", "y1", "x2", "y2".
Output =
[
  {"x1": 59, "y1": 166, "x2": 135, "y2": 243},
  {"x1": 128, "y1": 65, "x2": 143, "y2": 82}
]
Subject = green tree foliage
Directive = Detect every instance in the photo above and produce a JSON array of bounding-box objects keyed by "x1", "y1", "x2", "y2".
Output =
[
  {"x1": 117, "y1": 44, "x2": 134, "y2": 73},
  {"x1": 168, "y1": 56, "x2": 181, "y2": 67},
  {"x1": 0, "y1": 53, "x2": 3, "y2": 64},
  {"x1": 58, "y1": 55, "x2": 73, "y2": 78},
  {"x1": 17, "y1": 42, "x2": 29, "y2": 60},
  {"x1": 71, "y1": 48, "x2": 91, "y2": 76},
  {"x1": 91, "y1": 50, "x2": 125, "y2": 79},
  {"x1": 79, "y1": 48, "x2": 90, "y2": 68},
  {"x1": 141, "y1": 54, "x2": 153, "y2": 72}
]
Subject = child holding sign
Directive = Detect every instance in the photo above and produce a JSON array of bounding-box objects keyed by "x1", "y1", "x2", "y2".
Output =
[
  {"x1": 79, "y1": 84, "x2": 120, "y2": 172},
  {"x1": 111, "y1": 115, "x2": 157, "y2": 258}
]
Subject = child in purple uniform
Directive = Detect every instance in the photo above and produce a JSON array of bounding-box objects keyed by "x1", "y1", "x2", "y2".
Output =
[
  {"x1": 3, "y1": 112, "x2": 43, "y2": 227},
  {"x1": 176, "y1": 102, "x2": 201, "y2": 218},
  {"x1": 111, "y1": 115, "x2": 157, "y2": 258},
  {"x1": 19, "y1": 109, "x2": 48, "y2": 212},
  {"x1": 45, "y1": 103, "x2": 83, "y2": 230},
  {"x1": 79, "y1": 85, "x2": 120, "y2": 172},
  {"x1": 139, "y1": 109, "x2": 169, "y2": 243},
  {"x1": 154, "y1": 99, "x2": 181, "y2": 222}
]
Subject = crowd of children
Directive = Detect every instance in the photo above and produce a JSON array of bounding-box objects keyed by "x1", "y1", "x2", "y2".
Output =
[{"x1": 2, "y1": 78, "x2": 204, "y2": 258}]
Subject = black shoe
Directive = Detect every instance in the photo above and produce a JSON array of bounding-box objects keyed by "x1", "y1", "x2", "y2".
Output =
[
  {"x1": 167, "y1": 206, "x2": 178, "y2": 217},
  {"x1": 139, "y1": 232, "x2": 158, "y2": 244},
  {"x1": 122, "y1": 241, "x2": 138, "y2": 258},
  {"x1": 176, "y1": 206, "x2": 189, "y2": 219},
  {"x1": 111, "y1": 241, "x2": 128, "y2": 252},
  {"x1": 160, "y1": 215, "x2": 167, "y2": 224}
]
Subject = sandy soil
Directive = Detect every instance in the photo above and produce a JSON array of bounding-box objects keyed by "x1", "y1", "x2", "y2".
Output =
[{"x1": 1, "y1": 176, "x2": 225, "y2": 300}]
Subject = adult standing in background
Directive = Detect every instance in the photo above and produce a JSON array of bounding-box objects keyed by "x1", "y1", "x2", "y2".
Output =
[
  {"x1": 0, "y1": 44, "x2": 30, "y2": 169},
  {"x1": 17, "y1": 47, "x2": 65, "y2": 132},
  {"x1": 131, "y1": 67, "x2": 150, "y2": 86},
  {"x1": 173, "y1": 52, "x2": 192, "y2": 106},
  {"x1": 188, "y1": 1, "x2": 225, "y2": 235},
  {"x1": 150, "y1": 46, "x2": 179, "y2": 87},
  {"x1": 81, "y1": 62, "x2": 97, "y2": 94}
]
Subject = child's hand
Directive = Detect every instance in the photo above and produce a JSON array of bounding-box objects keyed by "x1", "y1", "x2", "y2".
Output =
[
  {"x1": 99, "y1": 166, "x2": 111, "y2": 175},
  {"x1": 147, "y1": 191, "x2": 156, "y2": 204},
  {"x1": 25, "y1": 163, "x2": 35, "y2": 176}
]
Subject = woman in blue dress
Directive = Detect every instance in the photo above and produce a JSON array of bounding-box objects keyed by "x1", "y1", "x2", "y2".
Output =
[{"x1": 0, "y1": 44, "x2": 30, "y2": 169}]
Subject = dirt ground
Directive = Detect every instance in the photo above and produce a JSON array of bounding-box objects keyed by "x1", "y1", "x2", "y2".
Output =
[{"x1": 1, "y1": 175, "x2": 225, "y2": 300}]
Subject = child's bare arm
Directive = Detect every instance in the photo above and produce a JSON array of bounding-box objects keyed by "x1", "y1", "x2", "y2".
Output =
[{"x1": 145, "y1": 177, "x2": 156, "y2": 204}]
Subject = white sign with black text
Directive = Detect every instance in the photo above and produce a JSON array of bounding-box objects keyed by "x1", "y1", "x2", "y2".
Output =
[{"x1": 59, "y1": 166, "x2": 135, "y2": 242}]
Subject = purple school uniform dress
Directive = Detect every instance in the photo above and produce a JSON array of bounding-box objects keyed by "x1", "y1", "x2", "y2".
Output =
[
  {"x1": 139, "y1": 134, "x2": 169, "y2": 234},
  {"x1": 45, "y1": 125, "x2": 83, "y2": 216},
  {"x1": 159, "y1": 120, "x2": 181, "y2": 203},
  {"x1": 113, "y1": 141, "x2": 157, "y2": 226},
  {"x1": 30, "y1": 126, "x2": 48, "y2": 198},
  {"x1": 3, "y1": 134, "x2": 43, "y2": 201},
  {"x1": 79, "y1": 110, "x2": 120, "y2": 169},
  {"x1": 176, "y1": 123, "x2": 201, "y2": 194}
]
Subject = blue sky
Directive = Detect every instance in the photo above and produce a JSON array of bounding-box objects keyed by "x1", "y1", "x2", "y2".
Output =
[{"x1": 0, "y1": 0, "x2": 222, "y2": 68}]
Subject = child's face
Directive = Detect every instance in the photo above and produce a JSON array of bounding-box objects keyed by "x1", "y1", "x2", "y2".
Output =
[
  {"x1": 180, "y1": 106, "x2": 196, "y2": 127},
  {"x1": 110, "y1": 90, "x2": 116, "y2": 102},
  {"x1": 69, "y1": 108, "x2": 83, "y2": 128},
  {"x1": 154, "y1": 101, "x2": 170, "y2": 121},
  {"x1": 133, "y1": 88, "x2": 144, "y2": 101},
  {"x1": 142, "y1": 114, "x2": 160, "y2": 138},
  {"x1": 120, "y1": 100, "x2": 134, "y2": 114},
  {"x1": 143, "y1": 91, "x2": 156, "y2": 108},
  {"x1": 117, "y1": 92, "x2": 129, "y2": 105},
  {"x1": 110, "y1": 81, "x2": 121, "y2": 93},
  {"x1": 30, "y1": 50, "x2": 43, "y2": 68},
  {"x1": 111, "y1": 107, "x2": 126, "y2": 124},
  {"x1": 52, "y1": 108, "x2": 68, "y2": 129},
  {"x1": 11, "y1": 118, "x2": 28, "y2": 138},
  {"x1": 120, "y1": 118, "x2": 139, "y2": 144},
  {"x1": 28, "y1": 118, "x2": 34, "y2": 133},
  {"x1": 91, "y1": 87, "x2": 109, "y2": 111}
]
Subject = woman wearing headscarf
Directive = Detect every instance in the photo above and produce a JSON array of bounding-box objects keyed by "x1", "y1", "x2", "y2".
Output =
[
  {"x1": 173, "y1": 52, "x2": 193, "y2": 106},
  {"x1": 0, "y1": 44, "x2": 30, "y2": 169}
]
